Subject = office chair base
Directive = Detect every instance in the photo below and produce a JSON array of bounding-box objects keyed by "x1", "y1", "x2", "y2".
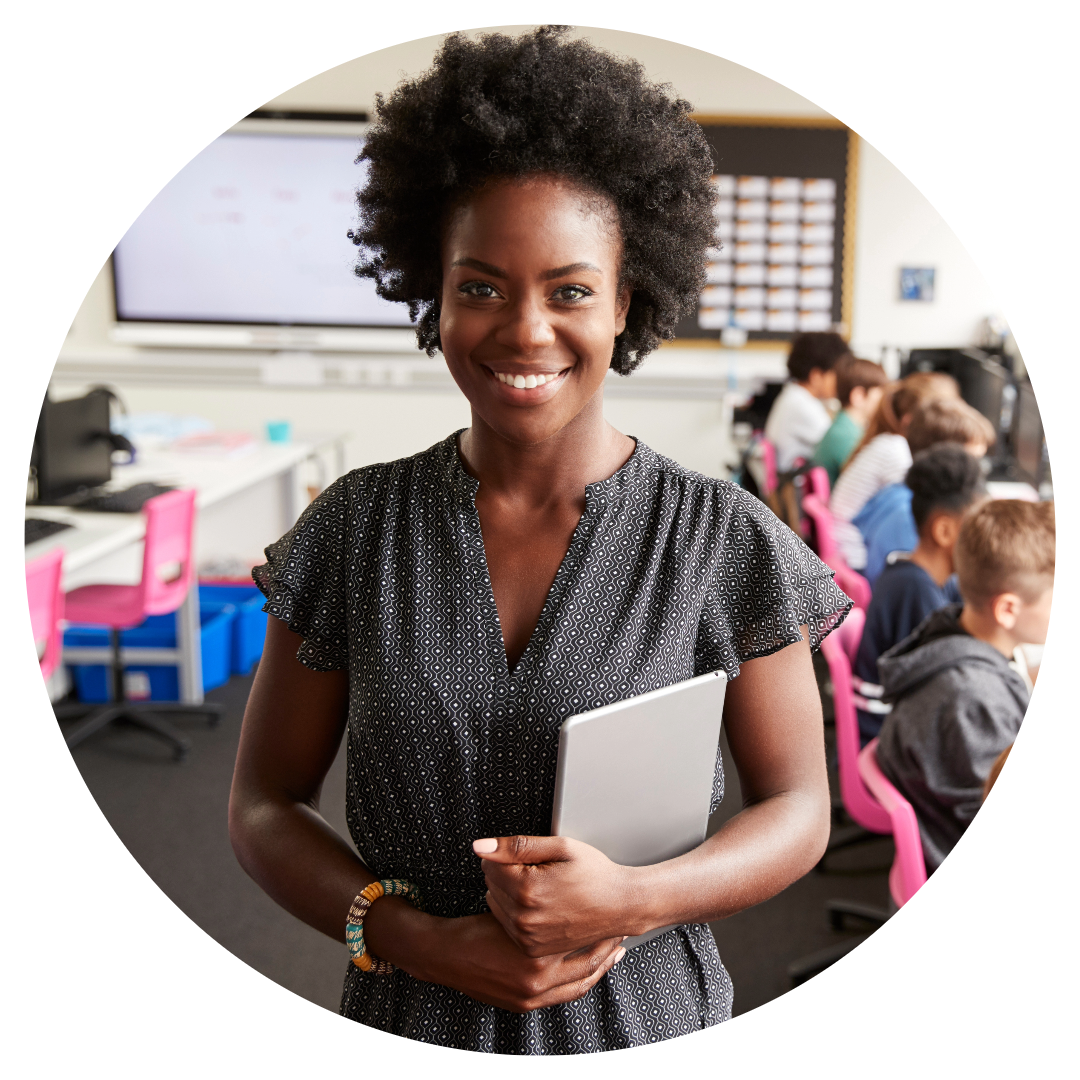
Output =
[
  {"x1": 61, "y1": 701, "x2": 222, "y2": 761},
  {"x1": 787, "y1": 936, "x2": 865, "y2": 987},
  {"x1": 826, "y1": 900, "x2": 890, "y2": 932}
]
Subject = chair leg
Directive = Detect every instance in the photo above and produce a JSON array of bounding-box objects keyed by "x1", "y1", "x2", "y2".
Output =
[
  {"x1": 134, "y1": 701, "x2": 225, "y2": 728},
  {"x1": 125, "y1": 710, "x2": 193, "y2": 762},
  {"x1": 64, "y1": 704, "x2": 127, "y2": 749},
  {"x1": 815, "y1": 823, "x2": 881, "y2": 871},
  {"x1": 826, "y1": 900, "x2": 890, "y2": 931},
  {"x1": 54, "y1": 700, "x2": 96, "y2": 722},
  {"x1": 787, "y1": 936, "x2": 865, "y2": 987}
]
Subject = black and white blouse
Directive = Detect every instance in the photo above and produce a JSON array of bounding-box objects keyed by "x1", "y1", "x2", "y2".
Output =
[{"x1": 254, "y1": 431, "x2": 849, "y2": 1055}]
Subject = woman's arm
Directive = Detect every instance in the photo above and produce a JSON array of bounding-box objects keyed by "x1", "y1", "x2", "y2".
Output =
[
  {"x1": 479, "y1": 629, "x2": 832, "y2": 956},
  {"x1": 229, "y1": 616, "x2": 625, "y2": 1011}
]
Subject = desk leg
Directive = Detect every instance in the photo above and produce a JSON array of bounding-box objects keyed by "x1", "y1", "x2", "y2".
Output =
[{"x1": 176, "y1": 585, "x2": 204, "y2": 705}]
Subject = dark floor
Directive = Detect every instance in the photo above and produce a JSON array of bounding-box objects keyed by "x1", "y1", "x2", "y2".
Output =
[{"x1": 63, "y1": 669, "x2": 892, "y2": 1018}]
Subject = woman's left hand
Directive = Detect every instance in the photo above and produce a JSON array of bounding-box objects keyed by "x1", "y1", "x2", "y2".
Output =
[{"x1": 474, "y1": 835, "x2": 640, "y2": 958}]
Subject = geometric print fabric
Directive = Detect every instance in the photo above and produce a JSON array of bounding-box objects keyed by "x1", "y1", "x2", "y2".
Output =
[{"x1": 254, "y1": 431, "x2": 850, "y2": 1054}]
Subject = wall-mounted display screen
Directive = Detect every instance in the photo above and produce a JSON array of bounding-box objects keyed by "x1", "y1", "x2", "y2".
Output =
[
  {"x1": 112, "y1": 125, "x2": 414, "y2": 328},
  {"x1": 676, "y1": 119, "x2": 855, "y2": 344}
]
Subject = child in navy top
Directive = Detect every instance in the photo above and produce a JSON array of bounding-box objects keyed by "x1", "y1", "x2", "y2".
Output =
[{"x1": 853, "y1": 444, "x2": 987, "y2": 741}]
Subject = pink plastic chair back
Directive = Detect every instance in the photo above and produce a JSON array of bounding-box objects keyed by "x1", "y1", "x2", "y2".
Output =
[
  {"x1": 859, "y1": 739, "x2": 928, "y2": 907},
  {"x1": 801, "y1": 492, "x2": 838, "y2": 562},
  {"x1": 140, "y1": 489, "x2": 197, "y2": 616},
  {"x1": 758, "y1": 436, "x2": 779, "y2": 495},
  {"x1": 821, "y1": 611, "x2": 891, "y2": 835},
  {"x1": 23, "y1": 548, "x2": 64, "y2": 682},
  {"x1": 24, "y1": 548, "x2": 62, "y2": 1080},
  {"x1": 806, "y1": 465, "x2": 831, "y2": 502}
]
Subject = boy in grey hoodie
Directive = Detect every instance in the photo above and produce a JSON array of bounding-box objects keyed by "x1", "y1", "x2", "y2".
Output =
[{"x1": 875, "y1": 499, "x2": 1054, "y2": 872}]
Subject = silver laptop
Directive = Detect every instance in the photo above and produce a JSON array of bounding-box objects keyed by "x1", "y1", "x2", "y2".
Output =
[{"x1": 551, "y1": 669, "x2": 727, "y2": 947}]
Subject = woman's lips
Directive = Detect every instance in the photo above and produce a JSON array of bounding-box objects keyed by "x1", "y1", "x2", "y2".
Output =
[{"x1": 485, "y1": 366, "x2": 571, "y2": 399}]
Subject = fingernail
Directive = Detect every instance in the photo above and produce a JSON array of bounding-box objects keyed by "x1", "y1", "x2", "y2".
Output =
[
  {"x1": 473, "y1": 838, "x2": 498, "y2": 854},
  {"x1": 614, "y1": 947, "x2": 627, "y2": 963}
]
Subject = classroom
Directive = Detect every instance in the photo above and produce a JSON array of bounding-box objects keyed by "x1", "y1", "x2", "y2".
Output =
[{"x1": 22, "y1": 24, "x2": 1053, "y2": 1052}]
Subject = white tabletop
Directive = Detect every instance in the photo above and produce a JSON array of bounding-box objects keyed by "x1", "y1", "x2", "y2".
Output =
[{"x1": 25, "y1": 438, "x2": 333, "y2": 574}]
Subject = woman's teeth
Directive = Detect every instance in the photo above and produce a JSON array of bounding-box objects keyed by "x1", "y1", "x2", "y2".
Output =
[{"x1": 494, "y1": 371, "x2": 560, "y2": 389}]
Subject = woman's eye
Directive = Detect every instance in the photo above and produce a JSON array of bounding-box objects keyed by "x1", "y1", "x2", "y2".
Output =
[
  {"x1": 552, "y1": 284, "x2": 592, "y2": 302},
  {"x1": 459, "y1": 280, "x2": 500, "y2": 298}
]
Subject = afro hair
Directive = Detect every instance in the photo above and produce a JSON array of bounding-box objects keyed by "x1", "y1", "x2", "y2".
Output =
[{"x1": 349, "y1": 26, "x2": 717, "y2": 375}]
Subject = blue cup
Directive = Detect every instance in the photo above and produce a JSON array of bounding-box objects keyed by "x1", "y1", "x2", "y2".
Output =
[{"x1": 266, "y1": 420, "x2": 292, "y2": 444}]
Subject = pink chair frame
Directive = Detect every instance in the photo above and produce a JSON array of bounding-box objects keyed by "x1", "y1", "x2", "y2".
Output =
[
  {"x1": 24, "y1": 552, "x2": 64, "y2": 1075},
  {"x1": 821, "y1": 608, "x2": 891, "y2": 835}
]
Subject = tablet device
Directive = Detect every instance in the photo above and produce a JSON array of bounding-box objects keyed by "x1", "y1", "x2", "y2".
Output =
[{"x1": 550, "y1": 669, "x2": 727, "y2": 948}]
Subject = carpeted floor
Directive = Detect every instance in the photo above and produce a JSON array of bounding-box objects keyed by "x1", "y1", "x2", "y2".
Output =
[{"x1": 64, "y1": 668, "x2": 892, "y2": 1018}]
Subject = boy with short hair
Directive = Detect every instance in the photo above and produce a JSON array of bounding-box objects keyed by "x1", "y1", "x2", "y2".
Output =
[
  {"x1": 764, "y1": 331, "x2": 852, "y2": 471},
  {"x1": 874, "y1": 499, "x2": 1054, "y2": 872},
  {"x1": 854, "y1": 397, "x2": 996, "y2": 584},
  {"x1": 853, "y1": 445, "x2": 988, "y2": 741},
  {"x1": 812, "y1": 357, "x2": 889, "y2": 487}
]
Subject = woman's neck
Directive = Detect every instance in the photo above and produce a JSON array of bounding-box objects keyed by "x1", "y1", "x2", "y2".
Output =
[{"x1": 458, "y1": 392, "x2": 635, "y2": 508}]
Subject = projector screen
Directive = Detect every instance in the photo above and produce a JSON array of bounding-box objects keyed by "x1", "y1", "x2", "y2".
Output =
[{"x1": 112, "y1": 130, "x2": 414, "y2": 327}]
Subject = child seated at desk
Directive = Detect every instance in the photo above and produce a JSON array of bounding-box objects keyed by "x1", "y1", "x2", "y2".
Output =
[
  {"x1": 830, "y1": 372, "x2": 959, "y2": 569},
  {"x1": 811, "y1": 357, "x2": 889, "y2": 488},
  {"x1": 875, "y1": 499, "x2": 1054, "y2": 872},
  {"x1": 764, "y1": 331, "x2": 852, "y2": 472},
  {"x1": 854, "y1": 398, "x2": 996, "y2": 584},
  {"x1": 853, "y1": 444, "x2": 988, "y2": 741}
]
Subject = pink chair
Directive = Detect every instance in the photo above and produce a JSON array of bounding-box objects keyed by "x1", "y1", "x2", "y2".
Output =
[
  {"x1": 60, "y1": 489, "x2": 221, "y2": 760},
  {"x1": 859, "y1": 739, "x2": 928, "y2": 907},
  {"x1": 805, "y1": 464, "x2": 831, "y2": 502},
  {"x1": 851, "y1": 738, "x2": 993, "y2": 1049},
  {"x1": 801, "y1": 492, "x2": 873, "y2": 610},
  {"x1": 24, "y1": 548, "x2": 63, "y2": 1080},
  {"x1": 758, "y1": 434, "x2": 779, "y2": 497}
]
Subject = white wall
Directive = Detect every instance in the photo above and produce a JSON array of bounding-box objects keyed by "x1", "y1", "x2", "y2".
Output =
[{"x1": 850, "y1": 139, "x2": 1003, "y2": 358}]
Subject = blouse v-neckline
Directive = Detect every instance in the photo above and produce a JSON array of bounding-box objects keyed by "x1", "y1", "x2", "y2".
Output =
[{"x1": 445, "y1": 431, "x2": 647, "y2": 680}]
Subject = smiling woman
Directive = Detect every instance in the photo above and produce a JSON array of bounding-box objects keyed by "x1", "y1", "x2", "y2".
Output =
[{"x1": 229, "y1": 25, "x2": 850, "y2": 1055}]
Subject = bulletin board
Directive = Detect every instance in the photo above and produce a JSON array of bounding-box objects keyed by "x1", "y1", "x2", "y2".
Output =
[{"x1": 673, "y1": 117, "x2": 858, "y2": 344}]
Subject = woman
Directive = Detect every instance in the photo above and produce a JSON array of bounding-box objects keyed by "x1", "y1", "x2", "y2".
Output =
[
  {"x1": 230, "y1": 27, "x2": 848, "y2": 1054},
  {"x1": 830, "y1": 371, "x2": 960, "y2": 569}
]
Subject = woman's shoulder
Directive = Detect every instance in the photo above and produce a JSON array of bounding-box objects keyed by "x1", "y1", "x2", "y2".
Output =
[{"x1": 640, "y1": 443, "x2": 779, "y2": 527}]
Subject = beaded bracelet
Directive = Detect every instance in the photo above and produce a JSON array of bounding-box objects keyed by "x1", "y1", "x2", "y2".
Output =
[{"x1": 346, "y1": 878, "x2": 423, "y2": 975}]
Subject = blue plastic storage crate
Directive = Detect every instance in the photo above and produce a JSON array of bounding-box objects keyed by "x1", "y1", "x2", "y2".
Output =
[
  {"x1": 199, "y1": 582, "x2": 268, "y2": 674},
  {"x1": 66, "y1": 601, "x2": 236, "y2": 703}
]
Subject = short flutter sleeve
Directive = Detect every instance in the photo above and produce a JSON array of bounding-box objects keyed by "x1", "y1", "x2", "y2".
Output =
[
  {"x1": 695, "y1": 488, "x2": 851, "y2": 679},
  {"x1": 252, "y1": 476, "x2": 351, "y2": 672}
]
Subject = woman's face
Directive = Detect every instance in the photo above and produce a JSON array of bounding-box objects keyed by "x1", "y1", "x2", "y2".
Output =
[{"x1": 439, "y1": 174, "x2": 631, "y2": 446}]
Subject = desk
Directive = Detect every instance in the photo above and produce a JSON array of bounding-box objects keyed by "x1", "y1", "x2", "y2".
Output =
[{"x1": 26, "y1": 435, "x2": 346, "y2": 703}]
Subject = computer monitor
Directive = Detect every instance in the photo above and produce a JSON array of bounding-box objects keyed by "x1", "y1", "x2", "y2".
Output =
[
  {"x1": 111, "y1": 115, "x2": 414, "y2": 330},
  {"x1": 33, "y1": 391, "x2": 113, "y2": 503},
  {"x1": 905, "y1": 347, "x2": 1011, "y2": 445},
  {"x1": 1012, "y1": 380, "x2": 1047, "y2": 489}
]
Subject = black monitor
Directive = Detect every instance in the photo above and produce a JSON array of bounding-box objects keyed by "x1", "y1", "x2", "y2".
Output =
[
  {"x1": 1012, "y1": 380, "x2": 1047, "y2": 489},
  {"x1": 33, "y1": 390, "x2": 114, "y2": 503},
  {"x1": 904, "y1": 347, "x2": 1011, "y2": 446}
]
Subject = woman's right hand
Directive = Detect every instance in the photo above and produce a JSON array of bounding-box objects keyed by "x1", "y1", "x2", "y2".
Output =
[{"x1": 366, "y1": 900, "x2": 626, "y2": 1013}]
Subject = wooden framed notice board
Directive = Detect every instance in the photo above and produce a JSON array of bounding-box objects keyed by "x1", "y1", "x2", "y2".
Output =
[{"x1": 674, "y1": 117, "x2": 858, "y2": 344}]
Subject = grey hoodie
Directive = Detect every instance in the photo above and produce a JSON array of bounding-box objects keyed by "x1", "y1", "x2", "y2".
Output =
[{"x1": 875, "y1": 603, "x2": 1029, "y2": 872}]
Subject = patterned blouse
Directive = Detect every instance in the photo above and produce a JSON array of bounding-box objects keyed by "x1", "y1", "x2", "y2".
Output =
[{"x1": 254, "y1": 431, "x2": 849, "y2": 1055}]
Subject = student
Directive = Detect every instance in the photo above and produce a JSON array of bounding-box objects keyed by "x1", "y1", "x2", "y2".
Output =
[
  {"x1": 764, "y1": 331, "x2": 852, "y2": 471},
  {"x1": 853, "y1": 445, "x2": 988, "y2": 741},
  {"x1": 811, "y1": 357, "x2": 889, "y2": 488},
  {"x1": 874, "y1": 499, "x2": 1054, "y2": 872},
  {"x1": 830, "y1": 371, "x2": 959, "y2": 569},
  {"x1": 855, "y1": 398, "x2": 996, "y2": 584}
]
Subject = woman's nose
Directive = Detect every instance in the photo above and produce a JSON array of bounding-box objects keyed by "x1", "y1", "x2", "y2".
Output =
[{"x1": 494, "y1": 294, "x2": 557, "y2": 353}]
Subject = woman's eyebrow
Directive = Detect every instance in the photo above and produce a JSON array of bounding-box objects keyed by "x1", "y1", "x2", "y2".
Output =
[
  {"x1": 451, "y1": 258, "x2": 603, "y2": 280},
  {"x1": 542, "y1": 262, "x2": 603, "y2": 280}
]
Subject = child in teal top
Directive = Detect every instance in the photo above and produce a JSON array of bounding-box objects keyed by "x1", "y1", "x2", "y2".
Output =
[{"x1": 812, "y1": 357, "x2": 889, "y2": 487}]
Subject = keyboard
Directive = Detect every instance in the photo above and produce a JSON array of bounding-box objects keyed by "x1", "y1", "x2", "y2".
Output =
[
  {"x1": 77, "y1": 482, "x2": 176, "y2": 513},
  {"x1": 25, "y1": 517, "x2": 74, "y2": 546}
]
